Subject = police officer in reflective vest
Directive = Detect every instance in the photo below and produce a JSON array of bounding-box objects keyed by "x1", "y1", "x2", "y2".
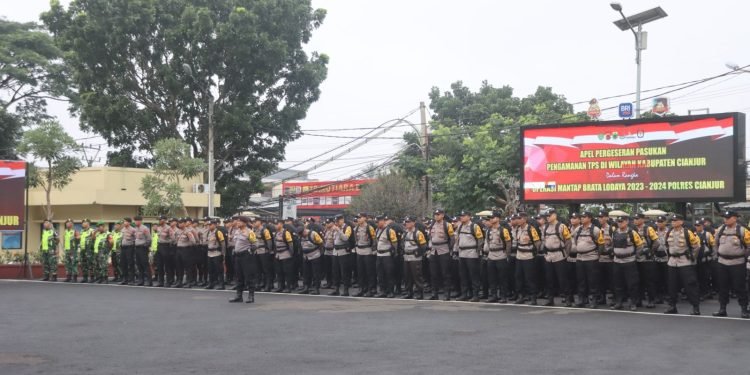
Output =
[
  {"x1": 484, "y1": 211, "x2": 512, "y2": 303},
  {"x1": 541, "y1": 209, "x2": 573, "y2": 307},
  {"x1": 664, "y1": 214, "x2": 701, "y2": 315},
  {"x1": 93, "y1": 221, "x2": 113, "y2": 283},
  {"x1": 62, "y1": 219, "x2": 79, "y2": 283},
  {"x1": 40, "y1": 219, "x2": 59, "y2": 281},
  {"x1": 79, "y1": 219, "x2": 95, "y2": 283},
  {"x1": 611, "y1": 216, "x2": 644, "y2": 311},
  {"x1": 712, "y1": 210, "x2": 750, "y2": 318},
  {"x1": 573, "y1": 212, "x2": 604, "y2": 308}
]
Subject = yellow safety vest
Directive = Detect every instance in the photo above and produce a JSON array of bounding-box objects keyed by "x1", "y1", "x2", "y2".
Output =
[
  {"x1": 112, "y1": 231, "x2": 122, "y2": 251},
  {"x1": 94, "y1": 232, "x2": 109, "y2": 254},
  {"x1": 80, "y1": 229, "x2": 92, "y2": 250},
  {"x1": 64, "y1": 230, "x2": 75, "y2": 251},
  {"x1": 41, "y1": 230, "x2": 53, "y2": 251},
  {"x1": 151, "y1": 232, "x2": 159, "y2": 252}
]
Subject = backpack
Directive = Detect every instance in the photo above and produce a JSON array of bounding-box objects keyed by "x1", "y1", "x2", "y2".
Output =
[
  {"x1": 542, "y1": 222, "x2": 565, "y2": 244},
  {"x1": 428, "y1": 220, "x2": 454, "y2": 248},
  {"x1": 456, "y1": 222, "x2": 482, "y2": 250},
  {"x1": 574, "y1": 225, "x2": 596, "y2": 247},
  {"x1": 388, "y1": 222, "x2": 405, "y2": 254},
  {"x1": 415, "y1": 221, "x2": 429, "y2": 243},
  {"x1": 715, "y1": 225, "x2": 747, "y2": 250},
  {"x1": 348, "y1": 223, "x2": 376, "y2": 249},
  {"x1": 665, "y1": 227, "x2": 694, "y2": 260}
]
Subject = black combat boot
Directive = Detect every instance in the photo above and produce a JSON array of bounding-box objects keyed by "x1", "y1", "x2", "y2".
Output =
[
  {"x1": 543, "y1": 296, "x2": 555, "y2": 307},
  {"x1": 354, "y1": 289, "x2": 366, "y2": 297},
  {"x1": 229, "y1": 291, "x2": 243, "y2": 303},
  {"x1": 564, "y1": 295, "x2": 573, "y2": 307},
  {"x1": 691, "y1": 305, "x2": 700, "y2": 316},
  {"x1": 663, "y1": 305, "x2": 678, "y2": 314},
  {"x1": 42, "y1": 276, "x2": 49, "y2": 281},
  {"x1": 146, "y1": 278, "x2": 153, "y2": 287},
  {"x1": 205, "y1": 283, "x2": 215, "y2": 290},
  {"x1": 52, "y1": 275, "x2": 57, "y2": 282},
  {"x1": 298, "y1": 286, "x2": 309, "y2": 295},
  {"x1": 136, "y1": 279, "x2": 144, "y2": 286},
  {"x1": 612, "y1": 302, "x2": 624, "y2": 310},
  {"x1": 529, "y1": 297, "x2": 538, "y2": 306},
  {"x1": 741, "y1": 306, "x2": 749, "y2": 319},
  {"x1": 119, "y1": 279, "x2": 128, "y2": 285},
  {"x1": 328, "y1": 287, "x2": 340, "y2": 296},
  {"x1": 72, "y1": 275, "x2": 77, "y2": 283},
  {"x1": 64, "y1": 275, "x2": 71, "y2": 283},
  {"x1": 217, "y1": 283, "x2": 225, "y2": 291},
  {"x1": 81, "y1": 276, "x2": 88, "y2": 283},
  {"x1": 416, "y1": 290, "x2": 424, "y2": 300},
  {"x1": 96, "y1": 277, "x2": 103, "y2": 284},
  {"x1": 403, "y1": 288, "x2": 413, "y2": 299},
  {"x1": 713, "y1": 305, "x2": 728, "y2": 317},
  {"x1": 311, "y1": 287, "x2": 320, "y2": 295},
  {"x1": 514, "y1": 295, "x2": 526, "y2": 305},
  {"x1": 341, "y1": 287, "x2": 350, "y2": 297},
  {"x1": 245, "y1": 291, "x2": 255, "y2": 304}
]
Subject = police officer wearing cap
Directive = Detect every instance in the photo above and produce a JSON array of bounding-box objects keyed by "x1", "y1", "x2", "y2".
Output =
[
  {"x1": 229, "y1": 216, "x2": 258, "y2": 303},
  {"x1": 712, "y1": 211, "x2": 750, "y2": 318},
  {"x1": 402, "y1": 216, "x2": 427, "y2": 299},
  {"x1": 653, "y1": 216, "x2": 670, "y2": 303},
  {"x1": 428, "y1": 209, "x2": 455, "y2": 301},
  {"x1": 693, "y1": 219, "x2": 715, "y2": 302},
  {"x1": 514, "y1": 212, "x2": 542, "y2": 305},
  {"x1": 322, "y1": 218, "x2": 336, "y2": 288},
  {"x1": 664, "y1": 214, "x2": 701, "y2": 315},
  {"x1": 611, "y1": 215, "x2": 644, "y2": 311},
  {"x1": 118, "y1": 217, "x2": 136, "y2": 285},
  {"x1": 252, "y1": 217, "x2": 274, "y2": 292},
  {"x1": 299, "y1": 224, "x2": 324, "y2": 295},
  {"x1": 541, "y1": 209, "x2": 573, "y2": 307},
  {"x1": 484, "y1": 211, "x2": 512, "y2": 303},
  {"x1": 133, "y1": 215, "x2": 152, "y2": 286},
  {"x1": 597, "y1": 211, "x2": 615, "y2": 307},
  {"x1": 329, "y1": 215, "x2": 353, "y2": 296},
  {"x1": 373, "y1": 215, "x2": 398, "y2": 298},
  {"x1": 633, "y1": 213, "x2": 661, "y2": 308},
  {"x1": 153, "y1": 215, "x2": 171, "y2": 287},
  {"x1": 454, "y1": 210, "x2": 485, "y2": 302},
  {"x1": 205, "y1": 219, "x2": 227, "y2": 290},
  {"x1": 174, "y1": 218, "x2": 196, "y2": 288},
  {"x1": 353, "y1": 213, "x2": 377, "y2": 297},
  {"x1": 573, "y1": 212, "x2": 605, "y2": 308},
  {"x1": 566, "y1": 213, "x2": 581, "y2": 303}
]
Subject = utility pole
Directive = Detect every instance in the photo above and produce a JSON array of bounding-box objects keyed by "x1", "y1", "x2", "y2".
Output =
[
  {"x1": 420, "y1": 102, "x2": 431, "y2": 214},
  {"x1": 208, "y1": 98, "x2": 215, "y2": 217}
]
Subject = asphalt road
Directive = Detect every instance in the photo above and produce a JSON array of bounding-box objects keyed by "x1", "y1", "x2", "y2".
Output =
[{"x1": 0, "y1": 280, "x2": 748, "y2": 375}]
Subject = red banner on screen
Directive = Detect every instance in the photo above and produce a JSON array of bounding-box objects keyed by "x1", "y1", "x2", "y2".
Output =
[
  {"x1": 283, "y1": 179, "x2": 374, "y2": 209},
  {"x1": 521, "y1": 115, "x2": 744, "y2": 202},
  {"x1": 0, "y1": 160, "x2": 26, "y2": 230}
]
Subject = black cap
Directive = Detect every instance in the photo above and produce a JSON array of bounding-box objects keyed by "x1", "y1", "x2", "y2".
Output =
[
  {"x1": 491, "y1": 211, "x2": 503, "y2": 218},
  {"x1": 533, "y1": 215, "x2": 544, "y2": 221},
  {"x1": 376, "y1": 215, "x2": 386, "y2": 221},
  {"x1": 434, "y1": 209, "x2": 445, "y2": 215},
  {"x1": 178, "y1": 218, "x2": 187, "y2": 223},
  {"x1": 616, "y1": 215, "x2": 630, "y2": 222},
  {"x1": 238, "y1": 216, "x2": 251, "y2": 224},
  {"x1": 459, "y1": 210, "x2": 471, "y2": 217},
  {"x1": 569, "y1": 212, "x2": 579, "y2": 219},
  {"x1": 325, "y1": 217, "x2": 334, "y2": 224},
  {"x1": 694, "y1": 220, "x2": 703, "y2": 226},
  {"x1": 335, "y1": 215, "x2": 345, "y2": 221},
  {"x1": 65, "y1": 218, "x2": 73, "y2": 224},
  {"x1": 404, "y1": 216, "x2": 416, "y2": 223},
  {"x1": 670, "y1": 214, "x2": 684, "y2": 221},
  {"x1": 357, "y1": 212, "x2": 368, "y2": 218},
  {"x1": 123, "y1": 217, "x2": 132, "y2": 223},
  {"x1": 581, "y1": 211, "x2": 594, "y2": 219},
  {"x1": 186, "y1": 217, "x2": 194, "y2": 222},
  {"x1": 598, "y1": 212, "x2": 608, "y2": 218},
  {"x1": 134, "y1": 215, "x2": 143, "y2": 221},
  {"x1": 546, "y1": 209, "x2": 557, "y2": 215},
  {"x1": 518, "y1": 212, "x2": 529, "y2": 218},
  {"x1": 656, "y1": 216, "x2": 667, "y2": 223},
  {"x1": 159, "y1": 215, "x2": 167, "y2": 220},
  {"x1": 511, "y1": 213, "x2": 521, "y2": 220},
  {"x1": 722, "y1": 210, "x2": 739, "y2": 218},
  {"x1": 285, "y1": 217, "x2": 295, "y2": 222},
  {"x1": 633, "y1": 213, "x2": 646, "y2": 219}
]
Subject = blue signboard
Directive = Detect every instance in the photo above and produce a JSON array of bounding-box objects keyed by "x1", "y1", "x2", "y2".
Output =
[{"x1": 618, "y1": 103, "x2": 633, "y2": 118}]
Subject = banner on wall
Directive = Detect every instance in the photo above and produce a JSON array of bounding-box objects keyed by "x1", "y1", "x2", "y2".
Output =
[{"x1": 0, "y1": 160, "x2": 26, "y2": 231}]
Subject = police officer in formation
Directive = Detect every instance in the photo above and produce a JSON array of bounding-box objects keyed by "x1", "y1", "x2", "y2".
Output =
[{"x1": 38, "y1": 210, "x2": 750, "y2": 319}]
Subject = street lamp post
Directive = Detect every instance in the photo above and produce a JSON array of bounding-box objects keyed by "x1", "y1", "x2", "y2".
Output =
[
  {"x1": 610, "y1": 3, "x2": 668, "y2": 119},
  {"x1": 183, "y1": 64, "x2": 215, "y2": 217}
]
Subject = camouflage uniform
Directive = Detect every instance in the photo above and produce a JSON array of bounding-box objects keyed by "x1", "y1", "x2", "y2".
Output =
[
  {"x1": 94, "y1": 230, "x2": 112, "y2": 282},
  {"x1": 40, "y1": 228, "x2": 59, "y2": 280},
  {"x1": 78, "y1": 226, "x2": 96, "y2": 282},
  {"x1": 111, "y1": 228, "x2": 123, "y2": 280},
  {"x1": 63, "y1": 228, "x2": 79, "y2": 279}
]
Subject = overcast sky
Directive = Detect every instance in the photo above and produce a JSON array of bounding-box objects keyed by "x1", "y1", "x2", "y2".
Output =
[{"x1": 5, "y1": 0, "x2": 750, "y2": 179}]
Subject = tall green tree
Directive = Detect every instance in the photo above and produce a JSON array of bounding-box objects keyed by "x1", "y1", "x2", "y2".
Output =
[
  {"x1": 140, "y1": 138, "x2": 206, "y2": 217},
  {"x1": 42, "y1": 0, "x2": 329, "y2": 215},
  {"x1": 0, "y1": 18, "x2": 68, "y2": 159},
  {"x1": 398, "y1": 81, "x2": 586, "y2": 213},
  {"x1": 18, "y1": 120, "x2": 81, "y2": 220},
  {"x1": 348, "y1": 174, "x2": 427, "y2": 219}
]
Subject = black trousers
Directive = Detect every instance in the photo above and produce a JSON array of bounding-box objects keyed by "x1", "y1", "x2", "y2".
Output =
[
  {"x1": 576, "y1": 260, "x2": 599, "y2": 300},
  {"x1": 637, "y1": 261, "x2": 658, "y2": 302},
  {"x1": 655, "y1": 262, "x2": 668, "y2": 299},
  {"x1": 487, "y1": 258, "x2": 510, "y2": 297},
  {"x1": 421, "y1": 256, "x2": 431, "y2": 288},
  {"x1": 322, "y1": 253, "x2": 333, "y2": 286},
  {"x1": 120, "y1": 245, "x2": 136, "y2": 282},
  {"x1": 535, "y1": 255, "x2": 546, "y2": 294},
  {"x1": 507, "y1": 256, "x2": 517, "y2": 296},
  {"x1": 598, "y1": 262, "x2": 614, "y2": 299},
  {"x1": 458, "y1": 257, "x2": 481, "y2": 297},
  {"x1": 376, "y1": 255, "x2": 395, "y2": 294},
  {"x1": 357, "y1": 254, "x2": 377, "y2": 292},
  {"x1": 184, "y1": 246, "x2": 199, "y2": 285},
  {"x1": 208, "y1": 255, "x2": 225, "y2": 286},
  {"x1": 668, "y1": 265, "x2": 700, "y2": 307},
  {"x1": 225, "y1": 246, "x2": 235, "y2": 283},
  {"x1": 697, "y1": 259, "x2": 713, "y2": 296},
  {"x1": 566, "y1": 261, "x2": 577, "y2": 296},
  {"x1": 235, "y1": 251, "x2": 257, "y2": 294},
  {"x1": 429, "y1": 253, "x2": 453, "y2": 295},
  {"x1": 404, "y1": 260, "x2": 424, "y2": 292},
  {"x1": 256, "y1": 253, "x2": 274, "y2": 289},
  {"x1": 545, "y1": 259, "x2": 570, "y2": 298},
  {"x1": 155, "y1": 243, "x2": 169, "y2": 283},
  {"x1": 515, "y1": 258, "x2": 537, "y2": 296},
  {"x1": 393, "y1": 254, "x2": 404, "y2": 292},
  {"x1": 716, "y1": 263, "x2": 748, "y2": 307},
  {"x1": 331, "y1": 253, "x2": 353, "y2": 288},
  {"x1": 197, "y1": 245, "x2": 208, "y2": 283},
  {"x1": 163, "y1": 245, "x2": 177, "y2": 285},
  {"x1": 303, "y1": 256, "x2": 322, "y2": 289},
  {"x1": 176, "y1": 247, "x2": 191, "y2": 285},
  {"x1": 135, "y1": 245, "x2": 151, "y2": 282},
  {"x1": 479, "y1": 259, "x2": 489, "y2": 296},
  {"x1": 451, "y1": 258, "x2": 461, "y2": 292},
  {"x1": 613, "y1": 261, "x2": 640, "y2": 304},
  {"x1": 275, "y1": 258, "x2": 295, "y2": 290}
]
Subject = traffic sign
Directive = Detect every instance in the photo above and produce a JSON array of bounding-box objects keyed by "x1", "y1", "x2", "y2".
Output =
[{"x1": 618, "y1": 103, "x2": 633, "y2": 118}]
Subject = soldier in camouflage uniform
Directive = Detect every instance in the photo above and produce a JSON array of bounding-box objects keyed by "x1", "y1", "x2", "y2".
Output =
[
  {"x1": 78, "y1": 219, "x2": 96, "y2": 283},
  {"x1": 110, "y1": 221, "x2": 123, "y2": 282},
  {"x1": 93, "y1": 221, "x2": 113, "y2": 283},
  {"x1": 39, "y1": 220, "x2": 59, "y2": 281},
  {"x1": 62, "y1": 219, "x2": 80, "y2": 282}
]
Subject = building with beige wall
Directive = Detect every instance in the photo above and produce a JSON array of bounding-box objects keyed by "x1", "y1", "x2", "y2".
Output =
[{"x1": 2, "y1": 167, "x2": 219, "y2": 255}]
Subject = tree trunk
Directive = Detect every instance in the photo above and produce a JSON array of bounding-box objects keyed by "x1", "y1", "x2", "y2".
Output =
[{"x1": 45, "y1": 159, "x2": 53, "y2": 220}]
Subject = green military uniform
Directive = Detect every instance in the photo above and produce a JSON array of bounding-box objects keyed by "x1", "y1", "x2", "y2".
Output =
[
  {"x1": 40, "y1": 227, "x2": 59, "y2": 281},
  {"x1": 93, "y1": 223, "x2": 112, "y2": 283},
  {"x1": 79, "y1": 222, "x2": 95, "y2": 283},
  {"x1": 63, "y1": 225, "x2": 79, "y2": 282},
  {"x1": 111, "y1": 227, "x2": 123, "y2": 281}
]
